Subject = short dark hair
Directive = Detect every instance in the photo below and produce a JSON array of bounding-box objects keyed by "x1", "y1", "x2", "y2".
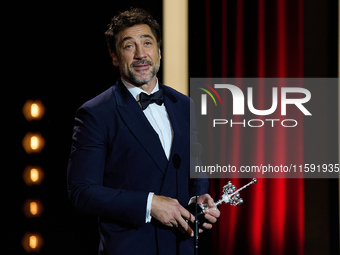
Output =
[{"x1": 105, "y1": 8, "x2": 162, "y2": 55}]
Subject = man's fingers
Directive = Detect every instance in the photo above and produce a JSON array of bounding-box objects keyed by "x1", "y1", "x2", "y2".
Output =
[
  {"x1": 177, "y1": 207, "x2": 195, "y2": 236},
  {"x1": 207, "y1": 197, "x2": 215, "y2": 207},
  {"x1": 177, "y1": 213, "x2": 194, "y2": 237},
  {"x1": 204, "y1": 212, "x2": 218, "y2": 224},
  {"x1": 177, "y1": 224, "x2": 186, "y2": 234},
  {"x1": 202, "y1": 222, "x2": 213, "y2": 229},
  {"x1": 164, "y1": 218, "x2": 178, "y2": 228},
  {"x1": 197, "y1": 194, "x2": 211, "y2": 204},
  {"x1": 171, "y1": 220, "x2": 179, "y2": 228},
  {"x1": 179, "y1": 206, "x2": 195, "y2": 223},
  {"x1": 205, "y1": 208, "x2": 221, "y2": 219}
]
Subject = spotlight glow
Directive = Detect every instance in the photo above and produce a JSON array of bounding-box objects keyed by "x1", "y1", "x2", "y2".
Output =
[
  {"x1": 21, "y1": 232, "x2": 44, "y2": 253},
  {"x1": 22, "y1": 100, "x2": 45, "y2": 121},
  {"x1": 22, "y1": 133, "x2": 45, "y2": 154},
  {"x1": 22, "y1": 166, "x2": 44, "y2": 186}
]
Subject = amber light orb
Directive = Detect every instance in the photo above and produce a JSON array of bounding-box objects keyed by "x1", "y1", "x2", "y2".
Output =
[
  {"x1": 23, "y1": 199, "x2": 44, "y2": 218},
  {"x1": 21, "y1": 232, "x2": 44, "y2": 253},
  {"x1": 22, "y1": 133, "x2": 45, "y2": 154},
  {"x1": 22, "y1": 166, "x2": 44, "y2": 186},
  {"x1": 22, "y1": 100, "x2": 45, "y2": 121}
]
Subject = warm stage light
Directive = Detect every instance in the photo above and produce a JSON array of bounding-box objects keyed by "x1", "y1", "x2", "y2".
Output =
[
  {"x1": 22, "y1": 132, "x2": 45, "y2": 154},
  {"x1": 30, "y1": 201, "x2": 38, "y2": 215},
  {"x1": 22, "y1": 100, "x2": 46, "y2": 253},
  {"x1": 22, "y1": 166, "x2": 44, "y2": 186},
  {"x1": 30, "y1": 168, "x2": 39, "y2": 182},
  {"x1": 23, "y1": 199, "x2": 44, "y2": 218},
  {"x1": 30, "y1": 235, "x2": 37, "y2": 249},
  {"x1": 31, "y1": 103, "x2": 39, "y2": 117},
  {"x1": 22, "y1": 100, "x2": 45, "y2": 121},
  {"x1": 30, "y1": 136, "x2": 39, "y2": 150},
  {"x1": 21, "y1": 232, "x2": 44, "y2": 253}
]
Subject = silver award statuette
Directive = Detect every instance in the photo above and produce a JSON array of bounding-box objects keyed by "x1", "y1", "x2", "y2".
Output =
[
  {"x1": 203, "y1": 178, "x2": 257, "y2": 210},
  {"x1": 185, "y1": 178, "x2": 257, "y2": 228}
]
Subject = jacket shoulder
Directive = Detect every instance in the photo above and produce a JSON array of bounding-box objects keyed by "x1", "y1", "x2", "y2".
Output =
[
  {"x1": 161, "y1": 83, "x2": 191, "y2": 104},
  {"x1": 80, "y1": 86, "x2": 115, "y2": 112}
]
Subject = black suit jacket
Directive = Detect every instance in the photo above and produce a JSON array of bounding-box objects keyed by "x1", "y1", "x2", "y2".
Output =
[{"x1": 67, "y1": 79, "x2": 209, "y2": 255}]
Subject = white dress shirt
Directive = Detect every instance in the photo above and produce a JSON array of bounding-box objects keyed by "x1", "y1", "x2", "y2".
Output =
[{"x1": 121, "y1": 77, "x2": 173, "y2": 223}]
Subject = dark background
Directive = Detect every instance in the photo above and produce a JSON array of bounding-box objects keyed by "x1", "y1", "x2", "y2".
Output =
[
  {"x1": 8, "y1": 2, "x2": 164, "y2": 255},
  {"x1": 6, "y1": 0, "x2": 339, "y2": 254}
]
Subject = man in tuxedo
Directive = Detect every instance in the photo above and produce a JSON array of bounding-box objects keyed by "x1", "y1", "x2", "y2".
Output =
[{"x1": 67, "y1": 8, "x2": 220, "y2": 255}]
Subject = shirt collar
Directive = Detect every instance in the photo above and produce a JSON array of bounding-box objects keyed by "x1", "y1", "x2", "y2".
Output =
[{"x1": 121, "y1": 77, "x2": 159, "y2": 102}]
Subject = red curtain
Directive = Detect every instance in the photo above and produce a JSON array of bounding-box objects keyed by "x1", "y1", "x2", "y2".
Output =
[{"x1": 203, "y1": 0, "x2": 305, "y2": 254}]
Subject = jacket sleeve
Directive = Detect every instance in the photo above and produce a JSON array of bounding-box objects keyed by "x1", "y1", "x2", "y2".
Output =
[{"x1": 67, "y1": 105, "x2": 149, "y2": 227}]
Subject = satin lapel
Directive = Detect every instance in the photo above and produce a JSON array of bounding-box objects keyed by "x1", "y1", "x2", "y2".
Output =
[
  {"x1": 158, "y1": 86, "x2": 187, "y2": 197},
  {"x1": 113, "y1": 81, "x2": 168, "y2": 174},
  {"x1": 164, "y1": 93, "x2": 185, "y2": 161}
]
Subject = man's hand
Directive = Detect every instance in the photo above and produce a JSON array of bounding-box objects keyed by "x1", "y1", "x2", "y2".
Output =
[
  {"x1": 191, "y1": 194, "x2": 221, "y2": 232},
  {"x1": 151, "y1": 195, "x2": 195, "y2": 237}
]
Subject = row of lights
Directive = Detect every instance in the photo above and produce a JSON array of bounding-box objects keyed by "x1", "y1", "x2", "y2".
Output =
[{"x1": 21, "y1": 100, "x2": 45, "y2": 253}]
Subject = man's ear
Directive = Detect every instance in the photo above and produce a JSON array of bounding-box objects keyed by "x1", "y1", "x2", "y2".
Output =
[
  {"x1": 110, "y1": 51, "x2": 119, "y2": 67},
  {"x1": 158, "y1": 48, "x2": 161, "y2": 60}
]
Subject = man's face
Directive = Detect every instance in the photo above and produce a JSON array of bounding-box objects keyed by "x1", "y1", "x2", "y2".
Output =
[{"x1": 112, "y1": 24, "x2": 161, "y2": 87}]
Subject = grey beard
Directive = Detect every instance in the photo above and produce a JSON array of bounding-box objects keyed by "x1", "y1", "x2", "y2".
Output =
[{"x1": 123, "y1": 59, "x2": 160, "y2": 87}]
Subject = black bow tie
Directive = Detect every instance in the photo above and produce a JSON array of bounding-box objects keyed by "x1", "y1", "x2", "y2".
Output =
[{"x1": 139, "y1": 89, "x2": 164, "y2": 110}]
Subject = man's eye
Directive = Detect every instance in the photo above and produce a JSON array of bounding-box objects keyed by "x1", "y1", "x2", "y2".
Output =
[
  {"x1": 124, "y1": 44, "x2": 133, "y2": 49},
  {"x1": 145, "y1": 41, "x2": 152, "y2": 46}
]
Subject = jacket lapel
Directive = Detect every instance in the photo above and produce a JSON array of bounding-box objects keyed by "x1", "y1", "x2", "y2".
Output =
[
  {"x1": 157, "y1": 85, "x2": 188, "y2": 197},
  {"x1": 163, "y1": 87, "x2": 185, "y2": 161},
  {"x1": 113, "y1": 80, "x2": 168, "y2": 174}
]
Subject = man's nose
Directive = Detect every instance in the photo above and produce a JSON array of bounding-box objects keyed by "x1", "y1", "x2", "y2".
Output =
[{"x1": 134, "y1": 43, "x2": 147, "y2": 59}]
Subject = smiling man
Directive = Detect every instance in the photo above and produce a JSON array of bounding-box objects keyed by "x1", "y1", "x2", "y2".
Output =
[
  {"x1": 67, "y1": 8, "x2": 219, "y2": 255},
  {"x1": 110, "y1": 24, "x2": 160, "y2": 92}
]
